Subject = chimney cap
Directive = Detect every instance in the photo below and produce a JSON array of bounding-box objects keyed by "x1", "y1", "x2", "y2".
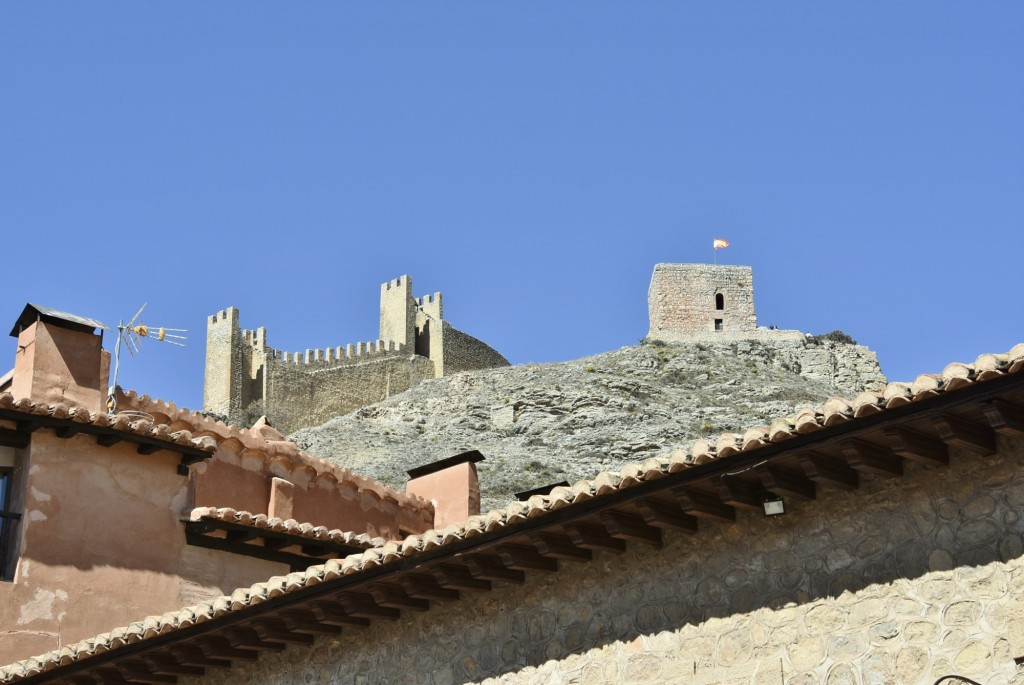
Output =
[
  {"x1": 407, "y1": 449, "x2": 485, "y2": 479},
  {"x1": 10, "y1": 303, "x2": 109, "y2": 338}
]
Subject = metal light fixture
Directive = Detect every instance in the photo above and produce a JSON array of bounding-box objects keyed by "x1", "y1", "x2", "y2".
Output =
[{"x1": 762, "y1": 493, "x2": 785, "y2": 516}]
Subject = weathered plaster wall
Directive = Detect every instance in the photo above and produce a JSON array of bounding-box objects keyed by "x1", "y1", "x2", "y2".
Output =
[
  {"x1": 0, "y1": 433, "x2": 285, "y2": 665},
  {"x1": 182, "y1": 437, "x2": 1024, "y2": 685},
  {"x1": 193, "y1": 445, "x2": 434, "y2": 539},
  {"x1": 11, "y1": 322, "x2": 109, "y2": 414}
]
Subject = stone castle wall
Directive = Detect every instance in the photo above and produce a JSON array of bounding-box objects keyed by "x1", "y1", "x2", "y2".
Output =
[
  {"x1": 264, "y1": 353, "x2": 436, "y2": 435},
  {"x1": 204, "y1": 277, "x2": 509, "y2": 433},
  {"x1": 178, "y1": 436, "x2": 1024, "y2": 685},
  {"x1": 649, "y1": 263, "x2": 758, "y2": 340},
  {"x1": 438, "y1": 320, "x2": 513, "y2": 377}
]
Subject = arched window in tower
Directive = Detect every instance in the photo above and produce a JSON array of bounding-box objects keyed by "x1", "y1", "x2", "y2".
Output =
[{"x1": 715, "y1": 293, "x2": 725, "y2": 311}]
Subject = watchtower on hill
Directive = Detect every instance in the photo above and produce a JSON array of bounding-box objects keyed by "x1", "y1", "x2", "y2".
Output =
[{"x1": 647, "y1": 263, "x2": 801, "y2": 342}]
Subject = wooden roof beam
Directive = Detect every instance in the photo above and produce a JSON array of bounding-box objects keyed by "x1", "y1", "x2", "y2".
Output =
[
  {"x1": 562, "y1": 522, "x2": 627, "y2": 554},
  {"x1": 309, "y1": 602, "x2": 371, "y2": 628},
  {"x1": 367, "y1": 584, "x2": 431, "y2": 611},
  {"x1": 165, "y1": 646, "x2": 232, "y2": 669},
  {"x1": 222, "y1": 627, "x2": 287, "y2": 652},
  {"x1": 278, "y1": 610, "x2": 343, "y2": 635},
  {"x1": 634, "y1": 497, "x2": 699, "y2": 534},
  {"x1": 139, "y1": 655, "x2": 205, "y2": 677},
  {"x1": 495, "y1": 544, "x2": 559, "y2": 572},
  {"x1": 932, "y1": 413, "x2": 996, "y2": 456},
  {"x1": 982, "y1": 399, "x2": 1024, "y2": 440},
  {"x1": 529, "y1": 532, "x2": 594, "y2": 561},
  {"x1": 337, "y1": 594, "x2": 402, "y2": 620},
  {"x1": 840, "y1": 439, "x2": 903, "y2": 478},
  {"x1": 884, "y1": 426, "x2": 949, "y2": 465},
  {"x1": 396, "y1": 573, "x2": 462, "y2": 600},
  {"x1": 599, "y1": 510, "x2": 662, "y2": 547},
  {"x1": 674, "y1": 487, "x2": 736, "y2": 523},
  {"x1": 464, "y1": 554, "x2": 526, "y2": 584},
  {"x1": 712, "y1": 477, "x2": 763, "y2": 513},
  {"x1": 798, "y1": 452, "x2": 859, "y2": 490},
  {"x1": 760, "y1": 466, "x2": 816, "y2": 501},
  {"x1": 432, "y1": 564, "x2": 492, "y2": 592}
]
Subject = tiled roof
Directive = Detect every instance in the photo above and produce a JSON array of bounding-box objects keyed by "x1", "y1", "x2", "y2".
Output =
[
  {"x1": 2, "y1": 342, "x2": 1023, "y2": 683},
  {"x1": 189, "y1": 507, "x2": 386, "y2": 549},
  {"x1": 0, "y1": 392, "x2": 216, "y2": 454},
  {"x1": 120, "y1": 390, "x2": 430, "y2": 511}
]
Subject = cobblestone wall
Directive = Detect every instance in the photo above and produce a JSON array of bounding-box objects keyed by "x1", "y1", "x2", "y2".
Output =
[{"x1": 181, "y1": 437, "x2": 1024, "y2": 685}]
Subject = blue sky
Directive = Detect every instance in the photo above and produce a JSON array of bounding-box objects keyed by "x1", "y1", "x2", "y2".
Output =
[{"x1": 2, "y1": 4, "x2": 1021, "y2": 412}]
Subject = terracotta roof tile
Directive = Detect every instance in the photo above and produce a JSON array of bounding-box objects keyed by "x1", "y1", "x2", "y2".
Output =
[
  {"x1": 3, "y1": 341, "x2": 1024, "y2": 683},
  {"x1": 120, "y1": 390, "x2": 430, "y2": 511},
  {"x1": 188, "y1": 508, "x2": 386, "y2": 549},
  {"x1": 0, "y1": 392, "x2": 216, "y2": 455}
]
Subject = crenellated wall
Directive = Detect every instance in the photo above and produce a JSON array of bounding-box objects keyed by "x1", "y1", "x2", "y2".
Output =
[{"x1": 203, "y1": 276, "x2": 509, "y2": 433}]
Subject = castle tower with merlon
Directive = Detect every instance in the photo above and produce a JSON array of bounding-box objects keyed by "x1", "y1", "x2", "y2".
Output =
[
  {"x1": 204, "y1": 275, "x2": 509, "y2": 433},
  {"x1": 380, "y1": 276, "x2": 416, "y2": 349},
  {"x1": 648, "y1": 264, "x2": 758, "y2": 341}
]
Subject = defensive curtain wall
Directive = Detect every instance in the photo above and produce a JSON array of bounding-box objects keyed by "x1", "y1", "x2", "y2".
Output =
[
  {"x1": 204, "y1": 276, "x2": 510, "y2": 433},
  {"x1": 648, "y1": 263, "x2": 886, "y2": 394}
]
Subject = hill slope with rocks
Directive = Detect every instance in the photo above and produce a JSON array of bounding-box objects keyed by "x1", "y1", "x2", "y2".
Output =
[{"x1": 291, "y1": 338, "x2": 885, "y2": 512}]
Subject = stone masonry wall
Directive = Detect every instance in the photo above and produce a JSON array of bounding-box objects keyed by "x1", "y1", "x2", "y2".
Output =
[
  {"x1": 649, "y1": 264, "x2": 758, "y2": 340},
  {"x1": 265, "y1": 354, "x2": 436, "y2": 434},
  {"x1": 181, "y1": 436, "x2": 1024, "y2": 685},
  {"x1": 204, "y1": 308, "x2": 243, "y2": 418},
  {"x1": 204, "y1": 277, "x2": 508, "y2": 433},
  {"x1": 439, "y1": 321, "x2": 512, "y2": 377}
]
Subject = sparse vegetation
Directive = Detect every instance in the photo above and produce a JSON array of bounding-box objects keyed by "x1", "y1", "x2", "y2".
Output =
[{"x1": 808, "y1": 330, "x2": 858, "y2": 346}]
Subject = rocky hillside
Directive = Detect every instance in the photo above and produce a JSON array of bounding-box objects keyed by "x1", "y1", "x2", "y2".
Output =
[{"x1": 291, "y1": 339, "x2": 884, "y2": 513}]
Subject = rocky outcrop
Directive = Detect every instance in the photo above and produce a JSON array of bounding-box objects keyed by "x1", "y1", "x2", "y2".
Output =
[{"x1": 292, "y1": 339, "x2": 885, "y2": 512}]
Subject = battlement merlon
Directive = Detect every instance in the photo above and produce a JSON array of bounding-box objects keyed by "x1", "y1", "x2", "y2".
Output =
[
  {"x1": 266, "y1": 340, "x2": 405, "y2": 366},
  {"x1": 208, "y1": 307, "x2": 240, "y2": 327},
  {"x1": 416, "y1": 291, "x2": 443, "y2": 320}
]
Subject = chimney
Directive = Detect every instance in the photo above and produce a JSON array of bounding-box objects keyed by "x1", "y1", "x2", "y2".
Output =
[
  {"x1": 406, "y1": 450, "x2": 484, "y2": 529},
  {"x1": 9, "y1": 304, "x2": 110, "y2": 414}
]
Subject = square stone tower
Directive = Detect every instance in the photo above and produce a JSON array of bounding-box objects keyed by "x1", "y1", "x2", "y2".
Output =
[{"x1": 647, "y1": 264, "x2": 757, "y2": 341}]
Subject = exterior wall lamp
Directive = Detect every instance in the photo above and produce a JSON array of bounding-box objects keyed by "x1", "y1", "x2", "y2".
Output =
[{"x1": 762, "y1": 493, "x2": 785, "y2": 516}]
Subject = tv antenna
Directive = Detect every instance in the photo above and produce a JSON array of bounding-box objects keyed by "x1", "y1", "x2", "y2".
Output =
[{"x1": 106, "y1": 303, "x2": 187, "y2": 414}]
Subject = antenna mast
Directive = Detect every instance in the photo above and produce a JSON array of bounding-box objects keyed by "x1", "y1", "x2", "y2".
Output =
[{"x1": 107, "y1": 303, "x2": 187, "y2": 413}]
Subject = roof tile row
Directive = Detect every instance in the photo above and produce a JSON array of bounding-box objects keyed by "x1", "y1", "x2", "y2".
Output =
[
  {"x1": 0, "y1": 393, "x2": 215, "y2": 453},
  {"x1": 189, "y1": 507, "x2": 386, "y2": 549}
]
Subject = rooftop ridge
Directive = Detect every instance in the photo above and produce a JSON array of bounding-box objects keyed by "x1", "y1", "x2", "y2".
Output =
[{"x1": 4, "y1": 341, "x2": 1022, "y2": 682}]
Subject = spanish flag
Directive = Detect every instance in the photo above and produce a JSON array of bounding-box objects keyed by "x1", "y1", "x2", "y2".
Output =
[{"x1": 713, "y1": 238, "x2": 730, "y2": 250}]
